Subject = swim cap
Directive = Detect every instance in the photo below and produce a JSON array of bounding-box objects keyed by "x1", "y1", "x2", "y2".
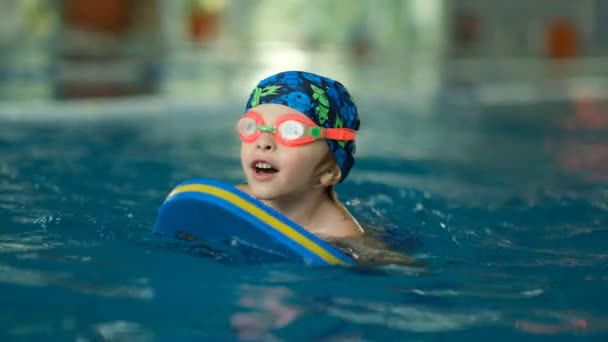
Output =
[{"x1": 244, "y1": 70, "x2": 360, "y2": 182}]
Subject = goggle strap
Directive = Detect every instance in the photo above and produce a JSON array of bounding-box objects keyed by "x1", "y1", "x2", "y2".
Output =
[
  {"x1": 309, "y1": 127, "x2": 356, "y2": 141},
  {"x1": 325, "y1": 128, "x2": 356, "y2": 141}
]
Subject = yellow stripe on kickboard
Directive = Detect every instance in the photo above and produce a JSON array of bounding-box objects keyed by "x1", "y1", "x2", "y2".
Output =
[{"x1": 167, "y1": 184, "x2": 348, "y2": 265}]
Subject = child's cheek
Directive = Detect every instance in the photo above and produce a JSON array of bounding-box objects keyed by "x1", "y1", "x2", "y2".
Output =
[{"x1": 282, "y1": 150, "x2": 314, "y2": 176}]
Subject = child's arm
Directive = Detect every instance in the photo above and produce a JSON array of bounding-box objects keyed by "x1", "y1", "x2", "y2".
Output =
[{"x1": 325, "y1": 233, "x2": 424, "y2": 268}]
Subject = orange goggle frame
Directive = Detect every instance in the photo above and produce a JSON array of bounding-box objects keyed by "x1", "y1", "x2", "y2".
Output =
[{"x1": 236, "y1": 111, "x2": 356, "y2": 147}]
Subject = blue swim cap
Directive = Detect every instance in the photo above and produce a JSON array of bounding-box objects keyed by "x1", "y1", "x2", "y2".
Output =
[{"x1": 244, "y1": 71, "x2": 360, "y2": 182}]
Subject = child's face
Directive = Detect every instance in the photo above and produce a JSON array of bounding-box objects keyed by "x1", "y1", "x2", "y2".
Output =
[{"x1": 240, "y1": 104, "x2": 330, "y2": 201}]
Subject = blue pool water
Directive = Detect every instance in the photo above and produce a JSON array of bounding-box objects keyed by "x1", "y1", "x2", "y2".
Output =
[{"x1": 0, "y1": 96, "x2": 607, "y2": 341}]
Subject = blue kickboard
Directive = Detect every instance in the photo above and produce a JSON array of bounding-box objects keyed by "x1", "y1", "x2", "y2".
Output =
[{"x1": 154, "y1": 179, "x2": 355, "y2": 266}]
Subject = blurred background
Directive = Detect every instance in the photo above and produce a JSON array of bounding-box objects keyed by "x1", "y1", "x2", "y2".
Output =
[
  {"x1": 1, "y1": 0, "x2": 607, "y2": 195},
  {"x1": 1, "y1": 0, "x2": 607, "y2": 104}
]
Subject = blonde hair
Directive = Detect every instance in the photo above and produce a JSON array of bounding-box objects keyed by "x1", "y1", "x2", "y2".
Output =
[{"x1": 314, "y1": 150, "x2": 350, "y2": 218}]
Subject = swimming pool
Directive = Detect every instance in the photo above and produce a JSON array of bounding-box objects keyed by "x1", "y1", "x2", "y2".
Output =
[{"x1": 0, "y1": 94, "x2": 606, "y2": 341}]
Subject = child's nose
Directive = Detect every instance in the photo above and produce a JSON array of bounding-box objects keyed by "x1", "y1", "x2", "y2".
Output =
[{"x1": 256, "y1": 132, "x2": 277, "y2": 151}]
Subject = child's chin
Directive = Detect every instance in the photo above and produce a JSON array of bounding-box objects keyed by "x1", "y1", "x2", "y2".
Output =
[{"x1": 249, "y1": 187, "x2": 280, "y2": 201}]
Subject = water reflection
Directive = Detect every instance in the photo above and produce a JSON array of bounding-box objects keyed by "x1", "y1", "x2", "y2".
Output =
[
  {"x1": 558, "y1": 98, "x2": 608, "y2": 183},
  {"x1": 0, "y1": 232, "x2": 155, "y2": 301},
  {"x1": 1, "y1": 65, "x2": 607, "y2": 341},
  {"x1": 0, "y1": 263, "x2": 154, "y2": 300}
]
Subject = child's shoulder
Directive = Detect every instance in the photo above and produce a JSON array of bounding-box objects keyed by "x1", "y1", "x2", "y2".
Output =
[{"x1": 315, "y1": 201, "x2": 364, "y2": 238}]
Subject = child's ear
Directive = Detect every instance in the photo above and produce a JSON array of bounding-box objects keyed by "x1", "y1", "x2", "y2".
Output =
[{"x1": 319, "y1": 163, "x2": 341, "y2": 187}]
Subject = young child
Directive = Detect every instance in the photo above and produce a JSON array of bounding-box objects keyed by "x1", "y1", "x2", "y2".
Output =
[{"x1": 235, "y1": 70, "x2": 363, "y2": 239}]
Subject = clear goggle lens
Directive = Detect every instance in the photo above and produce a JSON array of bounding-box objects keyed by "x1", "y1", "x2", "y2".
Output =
[
  {"x1": 277, "y1": 120, "x2": 305, "y2": 140},
  {"x1": 237, "y1": 117, "x2": 257, "y2": 136}
]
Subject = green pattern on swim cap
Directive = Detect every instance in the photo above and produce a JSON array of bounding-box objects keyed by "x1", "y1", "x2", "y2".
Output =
[
  {"x1": 310, "y1": 84, "x2": 329, "y2": 107},
  {"x1": 310, "y1": 84, "x2": 330, "y2": 124},
  {"x1": 316, "y1": 105, "x2": 329, "y2": 124},
  {"x1": 250, "y1": 85, "x2": 282, "y2": 107}
]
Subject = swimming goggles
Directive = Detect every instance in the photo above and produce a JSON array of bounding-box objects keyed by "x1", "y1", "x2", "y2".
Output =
[{"x1": 236, "y1": 111, "x2": 357, "y2": 147}]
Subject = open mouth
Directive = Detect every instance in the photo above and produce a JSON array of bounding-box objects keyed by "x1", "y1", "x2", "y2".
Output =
[{"x1": 252, "y1": 161, "x2": 279, "y2": 174}]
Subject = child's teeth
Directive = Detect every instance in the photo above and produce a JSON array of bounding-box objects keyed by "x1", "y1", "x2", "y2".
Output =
[{"x1": 256, "y1": 162, "x2": 272, "y2": 169}]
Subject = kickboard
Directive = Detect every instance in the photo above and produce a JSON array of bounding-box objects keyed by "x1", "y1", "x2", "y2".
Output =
[{"x1": 154, "y1": 179, "x2": 356, "y2": 266}]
